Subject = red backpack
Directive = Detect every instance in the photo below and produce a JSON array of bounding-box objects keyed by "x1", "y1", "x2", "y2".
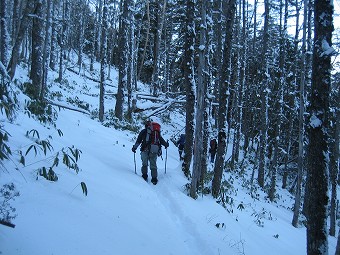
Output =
[
  {"x1": 146, "y1": 122, "x2": 161, "y2": 154},
  {"x1": 210, "y1": 139, "x2": 217, "y2": 151}
]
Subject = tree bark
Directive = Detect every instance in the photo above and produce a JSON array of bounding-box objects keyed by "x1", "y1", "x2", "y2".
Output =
[
  {"x1": 257, "y1": 0, "x2": 270, "y2": 188},
  {"x1": 211, "y1": 0, "x2": 237, "y2": 198},
  {"x1": 7, "y1": 0, "x2": 37, "y2": 80},
  {"x1": 115, "y1": 0, "x2": 131, "y2": 120},
  {"x1": 30, "y1": 0, "x2": 44, "y2": 99},
  {"x1": 182, "y1": 0, "x2": 195, "y2": 178},
  {"x1": 292, "y1": 0, "x2": 308, "y2": 227},
  {"x1": 306, "y1": 0, "x2": 333, "y2": 252},
  {"x1": 329, "y1": 84, "x2": 339, "y2": 236},
  {"x1": 191, "y1": 0, "x2": 207, "y2": 199},
  {"x1": 0, "y1": 0, "x2": 10, "y2": 66},
  {"x1": 99, "y1": 0, "x2": 108, "y2": 122}
]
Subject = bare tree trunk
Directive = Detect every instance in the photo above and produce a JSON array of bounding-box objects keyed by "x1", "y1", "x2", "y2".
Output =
[
  {"x1": 137, "y1": 0, "x2": 150, "y2": 81},
  {"x1": 182, "y1": 0, "x2": 195, "y2": 178},
  {"x1": 151, "y1": 0, "x2": 166, "y2": 96},
  {"x1": 41, "y1": 0, "x2": 52, "y2": 100},
  {"x1": 257, "y1": 0, "x2": 270, "y2": 188},
  {"x1": 231, "y1": 4, "x2": 241, "y2": 170},
  {"x1": 191, "y1": 0, "x2": 207, "y2": 199},
  {"x1": 49, "y1": 0, "x2": 58, "y2": 71},
  {"x1": 292, "y1": 0, "x2": 308, "y2": 228},
  {"x1": 99, "y1": 0, "x2": 108, "y2": 122},
  {"x1": 211, "y1": 0, "x2": 237, "y2": 198},
  {"x1": 58, "y1": 0, "x2": 68, "y2": 82},
  {"x1": 30, "y1": 0, "x2": 44, "y2": 99},
  {"x1": 306, "y1": 0, "x2": 333, "y2": 252},
  {"x1": 11, "y1": 0, "x2": 22, "y2": 42},
  {"x1": 269, "y1": 0, "x2": 287, "y2": 202},
  {"x1": 0, "y1": 0, "x2": 10, "y2": 66},
  {"x1": 329, "y1": 85, "x2": 339, "y2": 236},
  {"x1": 7, "y1": 0, "x2": 37, "y2": 80},
  {"x1": 115, "y1": 0, "x2": 132, "y2": 121}
]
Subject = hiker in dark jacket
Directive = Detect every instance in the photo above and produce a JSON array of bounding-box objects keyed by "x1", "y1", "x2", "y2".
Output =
[
  {"x1": 176, "y1": 134, "x2": 185, "y2": 160},
  {"x1": 209, "y1": 138, "x2": 217, "y2": 163},
  {"x1": 132, "y1": 121, "x2": 169, "y2": 185}
]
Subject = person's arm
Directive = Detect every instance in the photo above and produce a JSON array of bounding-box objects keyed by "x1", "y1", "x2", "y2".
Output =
[{"x1": 132, "y1": 130, "x2": 145, "y2": 152}]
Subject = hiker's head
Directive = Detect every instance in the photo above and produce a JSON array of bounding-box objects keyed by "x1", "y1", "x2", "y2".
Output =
[{"x1": 144, "y1": 120, "x2": 151, "y2": 128}]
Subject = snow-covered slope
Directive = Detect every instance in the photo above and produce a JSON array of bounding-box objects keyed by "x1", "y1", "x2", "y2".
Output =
[{"x1": 0, "y1": 64, "x2": 337, "y2": 255}]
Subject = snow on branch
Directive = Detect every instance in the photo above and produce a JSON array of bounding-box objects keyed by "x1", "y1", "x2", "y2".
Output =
[{"x1": 133, "y1": 94, "x2": 185, "y2": 118}]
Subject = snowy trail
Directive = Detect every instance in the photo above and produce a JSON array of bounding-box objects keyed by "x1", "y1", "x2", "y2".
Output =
[{"x1": 154, "y1": 170, "x2": 215, "y2": 255}]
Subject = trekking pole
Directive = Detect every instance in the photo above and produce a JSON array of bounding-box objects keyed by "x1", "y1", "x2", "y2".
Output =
[
  {"x1": 165, "y1": 141, "x2": 168, "y2": 174},
  {"x1": 133, "y1": 152, "x2": 137, "y2": 174}
]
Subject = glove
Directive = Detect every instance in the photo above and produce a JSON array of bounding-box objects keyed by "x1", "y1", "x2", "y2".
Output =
[{"x1": 132, "y1": 146, "x2": 137, "y2": 153}]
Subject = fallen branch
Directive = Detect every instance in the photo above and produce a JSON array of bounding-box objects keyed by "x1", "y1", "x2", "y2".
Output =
[{"x1": 46, "y1": 100, "x2": 90, "y2": 115}]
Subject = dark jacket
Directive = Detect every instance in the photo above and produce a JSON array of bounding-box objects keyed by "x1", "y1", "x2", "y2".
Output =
[{"x1": 134, "y1": 128, "x2": 168, "y2": 151}]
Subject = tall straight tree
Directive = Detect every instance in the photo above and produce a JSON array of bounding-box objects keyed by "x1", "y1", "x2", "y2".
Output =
[
  {"x1": 7, "y1": 0, "x2": 37, "y2": 80},
  {"x1": 191, "y1": 0, "x2": 208, "y2": 199},
  {"x1": 30, "y1": 0, "x2": 44, "y2": 99},
  {"x1": 49, "y1": 0, "x2": 58, "y2": 71},
  {"x1": 151, "y1": 0, "x2": 167, "y2": 96},
  {"x1": 182, "y1": 0, "x2": 196, "y2": 178},
  {"x1": 292, "y1": 0, "x2": 308, "y2": 227},
  {"x1": 58, "y1": 0, "x2": 69, "y2": 82},
  {"x1": 305, "y1": 0, "x2": 333, "y2": 252},
  {"x1": 211, "y1": 0, "x2": 237, "y2": 198},
  {"x1": 99, "y1": 0, "x2": 108, "y2": 122},
  {"x1": 41, "y1": 0, "x2": 53, "y2": 99},
  {"x1": 115, "y1": 0, "x2": 132, "y2": 121},
  {"x1": 257, "y1": 0, "x2": 270, "y2": 188},
  {"x1": 329, "y1": 83, "x2": 340, "y2": 236},
  {"x1": 268, "y1": 0, "x2": 288, "y2": 202},
  {"x1": 0, "y1": 0, "x2": 10, "y2": 67}
]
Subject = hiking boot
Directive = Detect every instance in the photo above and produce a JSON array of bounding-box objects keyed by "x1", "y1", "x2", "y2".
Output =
[
  {"x1": 142, "y1": 174, "x2": 148, "y2": 182},
  {"x1": 151, "y1": 178, "x2": 158, "y2": 185}
]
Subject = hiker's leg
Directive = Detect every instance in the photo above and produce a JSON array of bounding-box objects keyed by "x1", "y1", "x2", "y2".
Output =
[
  {"x1": 149, "y1": 153, "x2": 158, "y2": 179},
  {"x1": 141, "y1": 151, "x2": 149, "y2": 177}
]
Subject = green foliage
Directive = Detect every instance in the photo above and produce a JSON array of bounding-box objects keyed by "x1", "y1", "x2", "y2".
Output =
[
  {"x1": 215, "y1": 222, "x2": 226, "y2": 229},
  {"x1": 0, "y1": 79, "x2": 18, "y2": 170},
  {"x1": 216, "y1": 176, "x2": 238, "y2": 212},
  {"x1": 66, "y1": 96, "x2": 90, "y2": 111},
  {"x1": 80, "y1": 182, "x2": 88, "y2": 196},
  {"x1": 61, "y1": 146, "x2": 82, "y2": 173},
  {"x1": 21, "y1": 82, "x2": 58, "y2": 126},
  {"x1": 103, "y1": 109, "x2": 140, "y2": 132},
  {"x1": 251, "y1": 208, "x2": 275, "y2": 227},
  {"x1": 50, "y1": 91, "x2": 63, "y2": 101},
  {"x1": 70, "y1": 182, "x2": 88, "y2": 196},
  {"x1": 22, "y1": 82, "x2": 40, "y2": 99},
  {"x1": 22, "y1": 129, "x2": 82, "y2": 181},
  {"x1": 0, "y1": 128, "x2": 11, "y2": 160},
  {"x1": 24, "y1": 129, "x2": 53, "y2": 156},
  {"x1": 25, "y1": 99, "x2": 57, "y2": 126},
  {"x1": 0, "y1": 183, "x2": 20, "y2": 223},
  {"x1": 0, "y1": 82, "x2": 17, "y2": 120},
  {"x1": 38, "y1": 167, "x2": 59, "y2": 181},
  {"x1": 237, "y1": 202, "x2": 245, "y2": 211}
]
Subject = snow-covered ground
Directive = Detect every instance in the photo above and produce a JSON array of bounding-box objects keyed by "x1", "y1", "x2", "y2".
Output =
[{"x1": 0, "y1": 62, "x2": 337, "y2": 254}]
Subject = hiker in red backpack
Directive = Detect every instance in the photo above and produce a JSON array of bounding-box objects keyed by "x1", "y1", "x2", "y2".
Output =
[
  {"x1": 209, "y1": 138, "x2": 217, "y2": 163},
  {"x1": 132, "y1": 121, "x2": 169, "y2": 185}
]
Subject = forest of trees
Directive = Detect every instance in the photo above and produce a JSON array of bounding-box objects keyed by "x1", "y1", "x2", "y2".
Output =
[{"x1": 0, "y1": 0, "x2": 339, "y2": 254}]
